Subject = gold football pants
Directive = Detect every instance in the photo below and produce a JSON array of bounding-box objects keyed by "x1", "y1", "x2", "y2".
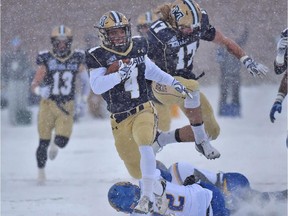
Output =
[
  {"x1": 152, "y1": 76, "x2": 220, "y2": 139},
  {"x1": 153, "y1": 102, "x2": 172, "y2": 132},
  {"x1": 38, "y1": 99, "x2": 74, "y2": 140},
  {"x1": 110, "y1": 101, "x2": 157, "y2": 179}
]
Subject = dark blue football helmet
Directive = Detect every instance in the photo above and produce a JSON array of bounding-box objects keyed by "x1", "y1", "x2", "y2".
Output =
[{"x1": 108, "y1": 182, "x2": 141, "y2": 213}]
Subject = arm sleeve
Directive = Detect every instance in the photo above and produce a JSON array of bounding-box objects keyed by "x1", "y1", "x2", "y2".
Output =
[
  {"x1": 274, "y1": 58, "x2": 287, "y2": 75},
  {"x1": 89, "y1": 67, "x2": 121, "y2": 94},
  {"x1": 144, "y1": 55, "x2": 175, "y2": 86},
  {"x1": 278, "y1": 71, "x2": 287, "y2": 96}
]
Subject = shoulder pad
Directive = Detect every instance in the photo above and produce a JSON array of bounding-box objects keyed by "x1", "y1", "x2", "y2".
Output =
[
  {"x1": 132, "y1": 36, "x2": 147, "y2": 43},
  {"x1": 131, "y1": 36, "x2": 148, "y2": 53},
  {"x1": 74, "y1": 49, "x2": 85, "y2": 54},
  {"x1": 38, "y1": 50, "x2": 49, "y2": 55},
  {"x1": 88, "y1": 46, "x2": 101, "y2": 54},
  {"x1": 132, "y1": 35, "x2": 142, "y2": 39},
  {"x1": 200, "y1": 9, "x2": 207, "y2": 15}
]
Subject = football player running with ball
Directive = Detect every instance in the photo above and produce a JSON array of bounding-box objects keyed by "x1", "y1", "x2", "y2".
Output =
[
  {"x1": 31, "y1": 25, "x2": 90, "y2": 184},
  {"x1": 86, "y1": 11, "x2": 191, "y2": 214}
]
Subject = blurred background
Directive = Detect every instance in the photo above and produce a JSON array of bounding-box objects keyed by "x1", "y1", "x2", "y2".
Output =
[{"x1": 1, "y1": 0, "x2": 287, "y2": 85}]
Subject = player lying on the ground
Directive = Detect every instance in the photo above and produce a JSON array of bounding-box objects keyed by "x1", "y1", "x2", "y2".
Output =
[
  {"x1": 156, "y1": 160, "x2": 287, "y2": 214},
  {"x1": 108, "y1": 171, "x2": 230, "y2": 216}
]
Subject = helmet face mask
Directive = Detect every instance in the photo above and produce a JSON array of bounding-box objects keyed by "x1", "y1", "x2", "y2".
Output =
[
  {"x1": 108, "y1": 182, "x2": 141, "y2": 213},
  {"x1": 97, "y1": 11, "x2": 131, "y2": 52},
  {"x1": 51, "y1": 25, "x2": 73, "y2": 58}
]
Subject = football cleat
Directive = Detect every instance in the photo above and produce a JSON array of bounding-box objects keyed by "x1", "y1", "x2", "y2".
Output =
[
  {"x1": 133, "y1": 195, "x2": 153, "y2": 214},
  {"x1": 154, "y1": 180, "x2": 168, "y2": 215},
  {"x1": 195, "y1": 140, "x2": 221, "y2": 160},
  {"x1": 48, "y1": 141, "x2": 59, "y2": 160}
]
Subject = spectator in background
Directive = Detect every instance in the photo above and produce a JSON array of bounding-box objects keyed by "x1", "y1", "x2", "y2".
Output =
[
  {"x1": 83, "y1": 34, "x2": 109, "y2": 119},
  {"x1": 216, "y1": 26, "x2": 249, "y2": 117},
  {"x1": 1, "y1": 36, "x2": 33, "y2": 125}
]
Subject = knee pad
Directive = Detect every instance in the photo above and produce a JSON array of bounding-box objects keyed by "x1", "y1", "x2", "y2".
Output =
[
  {"x1": 54, "y1": 135, "x2": 69, "y2": 148},
  {"x1": 184, "y1": 91, "x2": 200, "y2": 109}
]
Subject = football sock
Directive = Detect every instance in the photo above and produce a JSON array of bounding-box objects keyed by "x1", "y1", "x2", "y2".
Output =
[
  {"x1": 191, "y1": 123, "x2": 208, "y2": 144},
  {"x1": 157, "y1": 130, "x2": 177, "y2": 147},
  {"x1": 139, "y1": 146, "x2": 156, "y2": 200}
]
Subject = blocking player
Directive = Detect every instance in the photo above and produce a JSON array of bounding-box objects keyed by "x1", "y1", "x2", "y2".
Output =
[{"x1": 148, "y1": 0, "x2": 268, "y2": 157}]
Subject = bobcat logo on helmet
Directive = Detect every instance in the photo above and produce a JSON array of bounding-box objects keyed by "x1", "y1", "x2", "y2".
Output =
[
  {"x1": 171, "y1": 5, "x2": 184, "y2": 22},
  {"x1": 171, "y1": 0, "x2": 202, "y2": 29}
]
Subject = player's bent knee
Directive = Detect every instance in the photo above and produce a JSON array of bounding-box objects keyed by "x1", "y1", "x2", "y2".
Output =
[{"x1": 54, "y1": 135, "x2": 69, "y2": 148}]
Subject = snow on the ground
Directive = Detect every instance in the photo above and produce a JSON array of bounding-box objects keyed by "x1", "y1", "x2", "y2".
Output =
[{"x1": 1, "y1": 84, "x2": 287, "y2": 216}]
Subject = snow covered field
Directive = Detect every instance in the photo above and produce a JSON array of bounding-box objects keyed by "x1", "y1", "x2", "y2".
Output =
[{"x1": 1, "y1": 85, "x2": 287, "y2": 216}]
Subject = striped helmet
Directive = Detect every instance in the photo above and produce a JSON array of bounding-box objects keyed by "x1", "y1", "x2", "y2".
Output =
[
  {"x1": 50, "y1": 25, "x2": 73, "y2": 58},
  {"x1": 170, "y1": 0, "x2": 202, "y2": 30},
  {"x1": 96, "y1": 11, "x2": 131, "y2": 52}
]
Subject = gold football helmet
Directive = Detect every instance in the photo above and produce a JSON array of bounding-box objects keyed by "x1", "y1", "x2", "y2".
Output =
[
  {"x1": 96, "y1": 11, "x2": 131, "y2": 52},
  {"x1": 51, "y1": 25, "x2": 73, "y2": 58},
  {"x1": 170, "y1": 0, "x2": 202, "y2": 30},
  {"x1": 137, "y1": 11, "x2": 159, "y2": 35}
]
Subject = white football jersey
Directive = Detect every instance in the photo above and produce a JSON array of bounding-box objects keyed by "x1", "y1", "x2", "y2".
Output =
[{"x1": 163, "y1": 182, "x2": 212, "y2": 216}]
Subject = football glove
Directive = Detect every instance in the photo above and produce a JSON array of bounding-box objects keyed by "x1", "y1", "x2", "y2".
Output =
[
  {"x1": 172, "y1": 79, "x2": 193, "y2": 98},
  {"x1": 240, "y1": 55, "x2": 269, "y2": 77},
  {"x1": 269, "y1": 101, "x2": 282, "y2": 123},
  {"x1": 276, "y1": 37, "x2": 288, "y2": 64},
  {"x1": 117, "y1": 58, "x2": 136, "y2": 82},
  {"x1": 34, "y1": 86, "x2": 50, "y2": 99}
]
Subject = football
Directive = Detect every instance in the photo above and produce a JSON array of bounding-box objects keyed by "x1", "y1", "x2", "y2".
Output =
[{"x1": 106, "y1": 59, "x2": 131, "y2": 74}]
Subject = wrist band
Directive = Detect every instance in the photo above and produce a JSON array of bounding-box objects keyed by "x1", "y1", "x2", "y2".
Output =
[{"x1": 275, "y1": 92, "x2": 285, "y2": 103}]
